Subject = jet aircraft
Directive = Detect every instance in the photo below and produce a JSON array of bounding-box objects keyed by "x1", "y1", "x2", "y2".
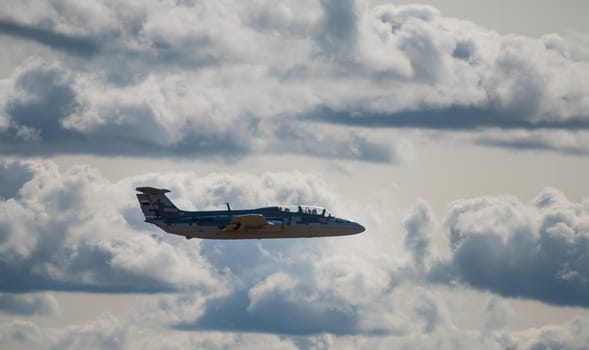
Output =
[{"x1": 136, "y1": 187, "x2": 365, "y2": 239}]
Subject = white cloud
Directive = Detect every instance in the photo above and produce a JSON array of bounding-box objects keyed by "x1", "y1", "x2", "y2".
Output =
[
  {"x1": 1, "y1": 158, "x2": 589, "y2": 345},
  {"x1": 0, "y1": 1, "x2": 587, "y2": 159},
  {"x1": 1, "y1": 157, "x2": 405, "y2": 334},
  {"x1": 0, "y1": 159, "x2": 224, "y2": 293},
  {"x1": 0, "y1": 159, "x2": 401, "y2": 335},
  {"x1": 430, "y1": 187, "x2": 589, "y2": 307},
  {"x1": 0, "y1": 320, "x2": 46, "y2": 350}
]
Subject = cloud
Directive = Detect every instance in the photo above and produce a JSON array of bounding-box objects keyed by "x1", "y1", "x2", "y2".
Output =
[
  {"x1": 170, "y1": 236, "x2": 410, "y2": 335},
  {"x1": 115, "y1": 170, "x2": 407, "y2": 336},
  {"x1": 0, "y1": 320, "x2": 45, "y2": 349},
  {"x1": 429, "y1": 188, "x2": 589, "y2": 307},
  {"x1": 0, "y1": 317, "x2": 302, "y2": 350},
  {"x1": 472, "y1": 129, "x2": 589, "y2": 156},
  {"x1": 5, "y1": 60, "x2": 79, "y2": 139},
  {"x1": 0, "y1": 58, "x2": 398, "y2": 162},
  {"x1": 510, "y1": 318, "x2": 589, "y2": 350},
  {"x1": 4, "y1": 312, "x2": 589, "y2": 350},
  {"x1": 316, "y1": 0, "x2": 359, "y2": 57},
  {"x1": 0, "y1": 1, "x2": 587, "y2": 159},
  {"x1": 0, "y1": 159, "x2": 224, "y2": 294},
  {"x1": 0, "y1": 19, "x2": 99, "y2": 57},
  {"x1": 306, "y1": 105, "x2": 589, "y2": 130},
  {"x1": 187, "y1": 288, "x2": 360, "y2": 335},
  {"x1": 0, "y1": 155, "x2": 400, "y2": 336},
  {"x1": 482, "y1": 297, "x2": 511, "y2": 333},
  {"x1": 410, "y1": 289, "x2": 440, "y2": 334},
  {"x1": 169, "y1": 190, "x2": 410, "y2": 336},
  {"x1": 175, "y1": 242, "x2": 368, "y2": 335},
  {"x1": 3, "y1": 157, "x2": 589, "y2": 340},
  {"x1": 2, "y1": 158, "x2": 589, "y2": 344},
  {"x1": 403, "y1": 199, "x2": 435, "y2": 274},
  {"x1": 0, "y1": 160, "x2": 34, "y2": 199},
  {"x1": 0, "y1": 293, "x2": 59, "y2": 316}
]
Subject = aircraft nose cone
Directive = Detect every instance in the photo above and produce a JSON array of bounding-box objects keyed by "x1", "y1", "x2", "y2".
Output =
[{"x1": 353, "y1": 222, "x2": 365, "y2": 234}]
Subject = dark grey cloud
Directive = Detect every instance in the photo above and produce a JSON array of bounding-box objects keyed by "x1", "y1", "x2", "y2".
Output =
[
  {"x1": 0, "y1": 19, "x2": 100, "y2": 57},
  {"x1": 306, "y1": 106, "x2": 589, "y2": 130},
  {"x1": 0, "y1": 293, "x2": 59, "y2": 316},
  {"x1": 270, "y1": 120, "x2": 396, "y2": 163},
  {"x1": 474, "y1": 132, "x2": 589, "y2": 156},
  {"x1": 0, "y1": 246, "x2": 180, "y2": 294},
  {"x1": 403, "y1": 199, "x2": 434, "y2": 273},
  {"x1": 0, "y1": 14, "x2": 213, "y2": 73},
  {"x1": 7, "y1": 63, "x2": 80, "y2": 137},
  {"x1": 316, "y1": 0, "x2": 358, "y2": 56},
  {"x1": 0, "y1": 162, "x2": 33, "y2": 199},
  {"x1": 429, "y1": 188, "x2": 589, "y2": 308},
  {"x1": 180, "y1": 288, "x2": 360, "y2": 335}
]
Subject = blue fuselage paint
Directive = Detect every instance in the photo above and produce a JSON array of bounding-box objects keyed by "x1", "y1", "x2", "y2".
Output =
[{"x1": 149, "y1": 207, "x2": 365, "y2": 239}]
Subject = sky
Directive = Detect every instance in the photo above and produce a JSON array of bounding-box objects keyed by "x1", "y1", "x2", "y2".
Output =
[{"x1": 0, "y1": 0, "x2": 589, "y2": 349}]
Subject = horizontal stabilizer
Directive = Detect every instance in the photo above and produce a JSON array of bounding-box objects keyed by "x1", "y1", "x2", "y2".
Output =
[{"x1": 136, "y1": 187, "x2": 171, "y2": 194}]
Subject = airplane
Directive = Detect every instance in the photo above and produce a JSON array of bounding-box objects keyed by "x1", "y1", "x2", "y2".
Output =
[{"x1": 136, "y1": 187, "x2": 365, "y2": 239}]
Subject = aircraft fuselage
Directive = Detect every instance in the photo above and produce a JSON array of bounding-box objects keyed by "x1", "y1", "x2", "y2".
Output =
[{"x1": 136, "y1": 187, "x2": 365, "y2": 239}]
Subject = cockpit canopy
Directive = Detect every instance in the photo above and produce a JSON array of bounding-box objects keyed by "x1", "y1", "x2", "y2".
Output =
[{"x1": 279, "y1": 205, "x2": 332, "y2": 217}]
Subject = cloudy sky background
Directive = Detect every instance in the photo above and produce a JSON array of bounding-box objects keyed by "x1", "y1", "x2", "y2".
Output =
[{"x1": 1, "y1": 0, "x2": 589, "y2": 349}]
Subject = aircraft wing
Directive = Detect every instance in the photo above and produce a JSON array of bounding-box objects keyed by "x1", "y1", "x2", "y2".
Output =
[{"x1": 223, "y1": 214, "x2": 271, "y2": 231}]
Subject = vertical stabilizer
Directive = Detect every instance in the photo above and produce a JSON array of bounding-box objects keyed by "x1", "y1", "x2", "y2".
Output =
[{"x1": 136, "y1": 187, "x2": 181, "y2": 220}]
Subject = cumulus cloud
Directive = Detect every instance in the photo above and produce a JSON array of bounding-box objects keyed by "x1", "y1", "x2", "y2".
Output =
[
  {"x1": 170, "y1": 189, "x2": 410, "y2": 335},
  {"x1": 430, "y1": 188, "x2": 589, "y2": 307},
  {"x1": 2, "y1": 157, "x2": 589, "y2": 344},
  {"x1": 174, "y1": 235, "x2": 404, "y2": 335},
  {"x1": 0, "y1": 159, "x2": 224, "y2": 293},
  {"x1": 1, "y1": 158, "x2": 407, "y2": 336},
  {"x1": 0, "y1": 160, "x2": 351, "y2": 335},
  {"x1": 0, "y1": 0, "x2": 587, "y2": 159}
]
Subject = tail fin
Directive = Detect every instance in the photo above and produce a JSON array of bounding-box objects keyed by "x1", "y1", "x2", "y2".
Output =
[{"x1": 136, "y1": 187, "x2": 181, "y2": 221}]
